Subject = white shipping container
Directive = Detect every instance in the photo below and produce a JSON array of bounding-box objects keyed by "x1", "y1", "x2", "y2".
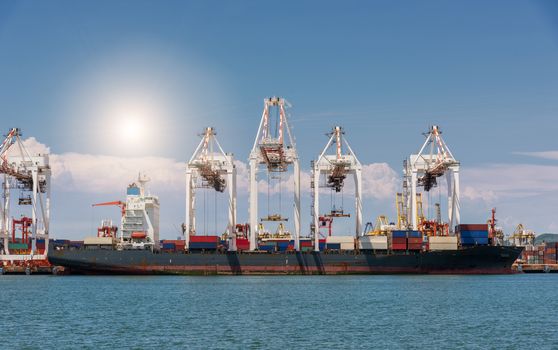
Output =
[
  {"x1": 429, "y1": 243, "x2": 457, "y2": 251},
  {"x1": 359, "y1": 235, "x2": 388, "y2": 250},
  {"x1": 84, "y1": 237, "x2": 114, "y2": 245},
  {"x1": 428, "y1": 236, "x2": 458, "y2": 244},
  {"x1": 340, "y1": 243, "x2": 355, "y2": 250},
  {"x1": 326, "y1": 236, "x2": 355, "y2": 244}
]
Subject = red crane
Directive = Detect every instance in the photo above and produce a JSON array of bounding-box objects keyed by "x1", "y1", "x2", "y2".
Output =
[{"x1": 92, "y1": 201, "x2": 126, "y2": 217}]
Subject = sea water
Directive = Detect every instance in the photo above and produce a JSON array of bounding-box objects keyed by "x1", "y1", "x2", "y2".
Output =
[{"x1": 1, "y1": 274, "x2": 556, "y2": 349}]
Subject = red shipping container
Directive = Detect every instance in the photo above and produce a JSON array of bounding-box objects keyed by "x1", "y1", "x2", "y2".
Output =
[
  {"x1": 391, "y1": 243, "x2": 407, "y2": 250},
  {"x1": 457, "y1": 224, "x2": 488, "y2": 231},
  {"x1": 392, "y1": 238, "x2": 406, "y2": 244},
  {"x1": 407, "y1": 243, "x2": 422, "y2": 250},
  {"x1": 319, "y1": 239, "x2": 326, "y2": 244},
  {"x1": 189, "y1": 235, "x2": 220, "y2": 243},
  {"x1": 407, "y1": 238, "x2": 422, "y2": 244},
  {"x1": 300, "y1": 241, "x2": 313, "y2": 247},
  {"x1": 236, "y1": 238, "x2": 250, "y2": 250}
]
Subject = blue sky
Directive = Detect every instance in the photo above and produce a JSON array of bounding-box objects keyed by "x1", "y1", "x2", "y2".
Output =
[{"x1": 1, "y1": 0, "x2": 558, "y2": 239}]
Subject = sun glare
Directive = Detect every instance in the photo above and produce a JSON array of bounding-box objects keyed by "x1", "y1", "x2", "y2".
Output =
[{"x1": 120, "y1": 117, "x2": 144, "y2": 143}]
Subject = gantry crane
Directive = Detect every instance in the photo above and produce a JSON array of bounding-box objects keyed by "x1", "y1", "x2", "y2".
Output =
[
  {"x1": 186, "y1": 127, "x2": 237, "y2": 250},
  {"x1": 0, "y1": 128, "x2": 51, "y2": 266},
  {"x1": 249, "y1": 97, "x2": 300, "y2": 251},
  {"x1": 406, "y1": 126, "x2": 460, "y2": 232},
  {"x1": 311, "y1": 126, "x2": 361, "y2": 251}
]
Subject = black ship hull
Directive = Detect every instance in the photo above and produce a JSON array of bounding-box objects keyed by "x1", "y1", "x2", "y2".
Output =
[{"x1": 48, "y1": 245, "x2": 523, "y2": 275}]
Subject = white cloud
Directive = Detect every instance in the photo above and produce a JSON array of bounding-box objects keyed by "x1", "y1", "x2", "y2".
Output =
[
  {"x1": 462, "y1": 163, "x2": 558, "y2": 199},
  {"x1": 513, "y1": 151, "x2": 558, "y2": 160},
  {"x1": 50, "y1": 152, "x2": 184, "y2": 194}
]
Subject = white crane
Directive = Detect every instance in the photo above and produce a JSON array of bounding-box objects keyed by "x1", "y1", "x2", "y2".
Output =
[
  {"x1": 249, "y1": 97, "x2": 300, "y2": 251},
  {"x1": 312, "y1": 126, "x2": 362, "y2": 251},
  {"x1": 185, "y1": 127, "x2": 237, "y2": 250},
  {"x1": 407, "y1": 125, "x2": 460, "y2": 232},
  {"x1": 0, "y1": 128, "x2": 51, "y2": 263}
]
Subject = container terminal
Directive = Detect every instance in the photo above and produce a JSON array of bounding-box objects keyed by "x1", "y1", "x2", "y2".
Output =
[{"x1": 0, "y1": 97, "x2": 532, "y2": 274}]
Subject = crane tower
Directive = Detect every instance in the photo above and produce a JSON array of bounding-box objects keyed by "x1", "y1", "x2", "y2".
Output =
[
  {"x1": 249, "y1": 97, "x2": 300, "y2": 251},
  {"x1": 185, "y1": 127, "x2": 237, "y2": 250},
  {"x1": 406, "y1": 125, "x2": 460, "y2": 232},
  {"x1": 0, "y1": 128, "x2": 51, "y2": 267},
  {"x1": 312, "y1": 126, "x2": 362, "y2": 251}
]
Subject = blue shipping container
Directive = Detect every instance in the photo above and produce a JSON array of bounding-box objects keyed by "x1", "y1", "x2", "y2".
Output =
[
  {"x1": 258, "y1": 245, "x2": 275, "y2": 252},
  {"x1": 189, "y1": 243, "x2": 218, "y2": 249},
  {"x1": 392, "y1": 231, "x2": 421, "y2": 238},
  {"x1": 460, "y1": 230, "x2": 488, "y2": 238},
  {"x1": 391, "y1": 231, "x2": 407, "y2": 238},
  {"x1": 326, "y1": 243, "x2": 341, "y2": 249},
  {"x1": 162, "y1": 243, "x2": 176, "y2": 249},
  {"x1": 460, "y1": 237, "x2": 489, "y2": 245}
]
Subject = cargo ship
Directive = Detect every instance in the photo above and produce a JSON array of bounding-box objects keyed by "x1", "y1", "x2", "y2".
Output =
[
  {"x1": 48, "y1": 244, "x2": 522, "y2": 275},
  {"x1": 47, "y1": 177, "x2": 522, "y2": 275}
]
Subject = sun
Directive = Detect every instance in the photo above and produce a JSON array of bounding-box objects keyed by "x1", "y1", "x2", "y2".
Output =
[{"x1": 120, "y1": 117, "x2": 144, "y2": 143}]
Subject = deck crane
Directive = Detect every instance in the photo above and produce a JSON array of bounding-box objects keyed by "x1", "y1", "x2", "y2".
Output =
[
  {"x1": 311, "y1": 126, "x2": 362, "y2": 251},
  {"x1": 186, "y1": 127, "x2": 237, "y2": 250},
  {"x1": 406, "y1": 125, "x2": 460, "y2": 232},
  {"x1": 92, "y1": 201, "x2": 126, "y2": 217},
  {"x1": 249, "y1": 97, "x2": 300, "y2": 251},
  {"x1": 0, "y1": 128, "x2": 51, "y2": 268}
]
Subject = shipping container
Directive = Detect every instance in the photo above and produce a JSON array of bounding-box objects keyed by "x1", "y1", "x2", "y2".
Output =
[
  {"x1": 391, "y1": 237, "x2": 406, "y2": 245},
  {"x1": 358, "y1": 235, "x2": 388, "y2": 250},
  {"x1": 258, "y1": 245, "x2": 275, "y2": 252},
  {"x1": 326, "y1": 243, "x2": 341, "y2": 250},
  {"x1": 407, "y1": 243, "x2": 422, "y2": 250},
  {"x1": 457, "y1": 224, "x2": 488, "y2": 231},
  {"x1": 190, "y1": 235, "x2": 220, "y2": 243},
  {"x1": 391, "y1": 243, "x2": 407, "y2": 250},
  {"x1": 428, "y1": 236, "x2": 458, "y2": 251},
  {"x1": 391, "y1": 231, "x2": 407, "y2": 238},
  {"x1": 8, "y1": 243, "x2": 28, "y2": 250},
  {"x1": 189, "y1": 242, "x2": 218, "y2": 250},
  {"x1": 84, "y1": 237, "x2": 114, "y2": 245},
  {"x1": 459, "y1": 231, "x2": 489, "y2": 238},
  {"x1": 326, "y1": 236, "x2": 354, "y2": 244},
  {"x1": 407, "y1": 237, "x2": 422, "y2": 244}
]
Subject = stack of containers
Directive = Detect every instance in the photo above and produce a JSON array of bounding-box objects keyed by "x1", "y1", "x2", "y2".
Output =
[
  {"x1": 300, "y1": 239, "x2": 313, "y2": 252},
  {"x1": 407, "y1": 231, "x2": 422, "y2": 251},
  {"x1": 325, "y1": 236, "x2": 354, "y2": 250},
  {"x1": 189, "y1": 235, "x2": 220, "y2": 250},
  {"x1": 544, "y1": 243, "x2": 557, "y2": 264},
  {"x1": 390, "y1": 231, "x2": 407, "y2": 250},
  {"x1": 457, "y1": 224, "x2": 489, "y2": 246},
  {"x1": 36, "y1": 239, "x2": 46, "y2": 254}
]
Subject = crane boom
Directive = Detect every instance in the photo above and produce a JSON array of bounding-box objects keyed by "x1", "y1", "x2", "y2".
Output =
[{"x1": 92, "y1": 201, "x2": 126, "y2": 217}]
